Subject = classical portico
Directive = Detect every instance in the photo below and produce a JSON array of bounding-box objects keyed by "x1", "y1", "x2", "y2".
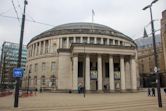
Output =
[{"x1": 71, "y1": 43, "x2": 137, "y2": 92}]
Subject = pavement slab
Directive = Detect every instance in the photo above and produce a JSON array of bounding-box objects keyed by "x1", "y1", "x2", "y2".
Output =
[{"x1": 0, "y1": 92, "x2": 166, "y2": 111}]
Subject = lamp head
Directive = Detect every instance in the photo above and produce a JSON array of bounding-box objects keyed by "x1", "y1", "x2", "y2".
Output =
[
  {"x1": 142, "y1": 5, "x2": 151, "y2": 10},
  {"x1": 151, "y1": 0, "x2": 158, "y2": 5}
]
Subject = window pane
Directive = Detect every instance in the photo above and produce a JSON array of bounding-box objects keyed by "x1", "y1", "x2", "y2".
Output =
[
  {"x1": 51, "y1": 62, "x2": 56, "y2": 75},
  {"x1": 42, "y1": 62, "x2": 46, "y2": 71}
]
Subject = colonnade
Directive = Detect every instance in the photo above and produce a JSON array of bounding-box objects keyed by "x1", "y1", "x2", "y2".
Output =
[
  {"x1": 28, "y1": 37, "x2": 132, "y2": 58},
  {"x1": 59, "y1": 36, "x2": 132, "y2": 49},
  {"x1": 28, "y1": 39, "x2": 52, "y2": 58},
  {"x1": 73, "y1": 54, "x2": 137, "y2": 91}
]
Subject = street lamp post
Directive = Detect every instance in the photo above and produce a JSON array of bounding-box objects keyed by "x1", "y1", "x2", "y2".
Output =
[
  {"x1": 14, "y1": 0, "x2": 28, "y2": 108},
  {"x1": 143, "y1": 0, "x2": 162, "y2": 108}
]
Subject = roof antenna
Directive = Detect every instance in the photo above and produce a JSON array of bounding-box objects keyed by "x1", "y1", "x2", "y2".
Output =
[
  {"x1": 92, "y1": 9, "x2": 95, "y2": 23},
  {"x1": 91, "y1": 9, "x2": 95, "y2": 32}
]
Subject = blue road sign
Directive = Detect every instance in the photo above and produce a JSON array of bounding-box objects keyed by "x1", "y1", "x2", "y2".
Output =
[{"x1": 13, "y1": 68, "x2": 24, "y2": 78}]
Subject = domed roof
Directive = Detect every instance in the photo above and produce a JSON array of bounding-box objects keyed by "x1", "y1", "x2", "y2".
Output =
[{"x1": 29, "y1": 22, "x2": 135, "y2": 44}]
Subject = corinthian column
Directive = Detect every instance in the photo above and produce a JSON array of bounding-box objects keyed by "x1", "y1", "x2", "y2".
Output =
[
  {"x1": 120, "y1": 56, "x2": 126, "y2": 91},
  {"x1": 98, "y1": 54, "x2": 102, "y2": 91},
  {"x1": 109, "y1": 55, "x2": 115, "y2": 91},
  {"x1": 85, "y1": 54, "x2": 90, "y2": 90},
  {"x1": 131, "y1": 57, "x2": 137, "y2": 91},
  {"x1": 67, "y1": 37, "x2": 69, "y2": 48},
  {"x1": 73, "y1": 55, "x2": 78, "y2": 90}
]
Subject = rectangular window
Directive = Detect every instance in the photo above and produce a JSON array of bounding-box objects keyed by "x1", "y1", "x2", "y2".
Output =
[
  {"x1": 29, "y1": 64, "x2": 32, "y2": 73},
  {"x1": 34, "y1": 76, "x2": 37, "y2": 85},
  {"x1": 51, "y1": 62, "x2": 56, "y2": 75},
  {"x1": 52, "y1": 43, "x2": 56, "y2": 53},
  {"x1": 50, "y1": 75, "x2": 56, "y2": 86},
  {"x1": 35, "y1": 63, "x2": 38, "y2": 72},
  {"x1": 42, "y1": 62, "x2": 46, "y2": 71},
  {"x1": 41, "y1": 76, "x2": 45, "y2": 85}
]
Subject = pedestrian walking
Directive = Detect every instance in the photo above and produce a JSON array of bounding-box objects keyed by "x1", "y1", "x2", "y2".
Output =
[
  {"x1": 164, "y1": 88, "x2": 166, "y2": 95},
  {"x1": 40, "y1": 87, "x2": 42, "y2": 93},
  {"x1": 148, "y1": 88, "x2": 151, "y2": 96},
  {"x1": 78, "y1": 83, "x2": 82, "y2": 94},
  {"x1": 35, "y1": 88, "x2": 37, "y2": 95},
  {"x1": 152, "y1": 88, "x2": 155, "y2": 96}
]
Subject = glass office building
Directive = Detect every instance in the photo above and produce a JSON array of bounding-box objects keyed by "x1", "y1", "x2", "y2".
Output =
[{"x1": 0, "y1": 41, "x2": 27, "y2": 88}]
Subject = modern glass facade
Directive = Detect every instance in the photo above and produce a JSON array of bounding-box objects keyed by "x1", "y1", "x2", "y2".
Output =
[{"x1": 0, "y1": 41, "x2": 27, "y2": 88}]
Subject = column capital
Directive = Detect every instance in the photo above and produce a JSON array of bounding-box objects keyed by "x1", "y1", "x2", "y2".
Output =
[
  {"x1": 73, "y1": 53, "x2": 78, "y2": 57},
  {"x1": 130, "y1": 55, "x2": 136, "y2": 59}
]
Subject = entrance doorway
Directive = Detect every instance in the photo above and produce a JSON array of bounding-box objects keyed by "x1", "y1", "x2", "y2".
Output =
[
  {"x1": 90, "y1": 61, "x2": 98, "y2": 91},
  {"x1": 90, "y1": 80, "x2": 98, "y2": 91}
]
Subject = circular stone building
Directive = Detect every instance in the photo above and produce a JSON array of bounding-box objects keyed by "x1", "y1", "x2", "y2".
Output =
[{"x1": 23, "y1": 22, "x2": 138, "y2": 92}]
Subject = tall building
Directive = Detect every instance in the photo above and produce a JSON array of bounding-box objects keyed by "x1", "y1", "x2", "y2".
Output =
[
  {"x1": 0, "y1": 41, "x2": 27, "y2": 88},
  {"x1": 23, "y1": 22, "x2": 138, "y2": 92},
  {"x1": 161, "y1": 10, "x2": 166, "y2": 71},
  {"x1": 135, "y1": 34, "x2": 166, "y2": 87}
]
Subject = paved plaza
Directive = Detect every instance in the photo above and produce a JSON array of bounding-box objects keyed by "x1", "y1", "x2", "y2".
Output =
[{"x1": 0, "y1": 91, "x2": 166, "y2": 111}]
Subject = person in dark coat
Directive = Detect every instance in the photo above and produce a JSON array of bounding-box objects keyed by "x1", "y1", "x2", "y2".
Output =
[
  {"x1": 35, "y1": 88, "x2": 38, "y2": 95},
  {"x1": 148, "y1": 88, "x2": 151, "y2": 96},
  {"x1": 40, "y1": 87, "x2": 42, "y2": 93},
  {"x1": 152, "y1": 88, "x2": 155, "y2": 96},
  {"x1": 164, "y1": 88, "x2": 166, "y2": 95}
]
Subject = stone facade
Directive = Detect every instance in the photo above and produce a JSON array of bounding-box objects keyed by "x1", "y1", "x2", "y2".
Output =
[
  {"x1": 161, "y1": 10, "x2": 166, "y2": 70},
  {"x1": 22, "y1": 22, "x2": 138, "y2": 92}
]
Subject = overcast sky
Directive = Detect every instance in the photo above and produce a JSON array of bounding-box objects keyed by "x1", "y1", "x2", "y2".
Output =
[{"x1": 0, "y1": 0, "x2": 165, "y2": 47}]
